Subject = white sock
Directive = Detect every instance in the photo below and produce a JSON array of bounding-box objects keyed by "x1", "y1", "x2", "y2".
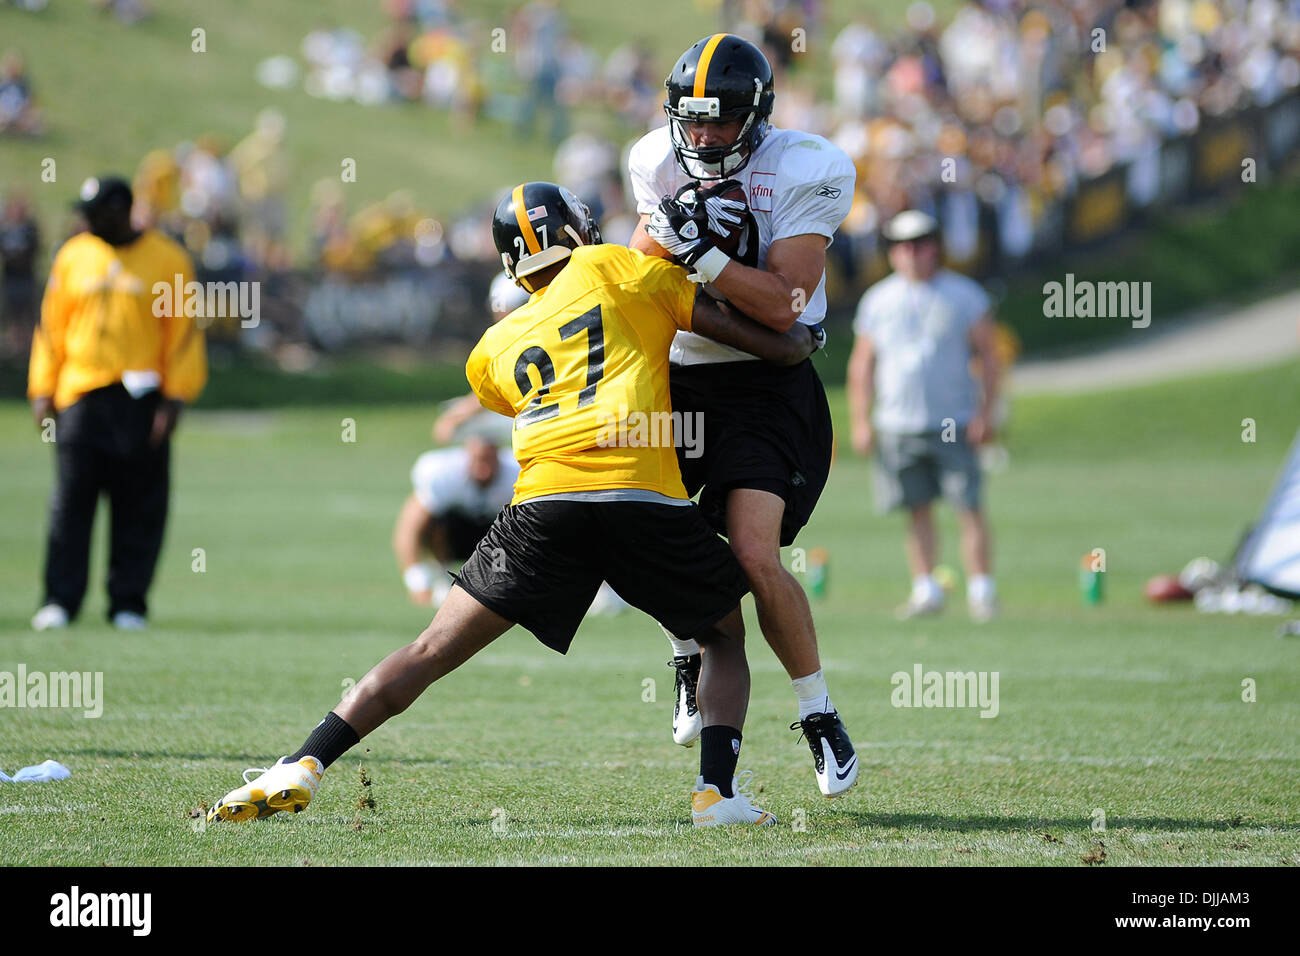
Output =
[
  {"x1": 663, "y1": 625, "x2": 700, "y2": 659},
  {"x1": 912, "y1": 574, "x2": 941, "y2": 604},
  {"x1": 792, "y1": 669, "x2": 833, "y2": 719},
  {"x1": 968, "y1": 574, "x2": 996, "y2": 604}
]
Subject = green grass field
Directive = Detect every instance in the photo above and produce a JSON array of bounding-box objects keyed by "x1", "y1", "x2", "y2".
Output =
[{"x1": 1, "y1": 360, "x2": 1298, "y2": 866}]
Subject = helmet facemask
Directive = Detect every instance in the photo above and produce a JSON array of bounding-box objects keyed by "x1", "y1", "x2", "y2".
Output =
[{"x1": 665, "y1": 78, "x2": 769, "y2": 180}]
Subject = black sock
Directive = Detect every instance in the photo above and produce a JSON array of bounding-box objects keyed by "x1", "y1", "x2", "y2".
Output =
[
  {"x1": 700, "y1": 725, "x2": 742, "y2": 798},
  {"x1": 289, "y1": 712, "x2": 360, "y2": 768}
]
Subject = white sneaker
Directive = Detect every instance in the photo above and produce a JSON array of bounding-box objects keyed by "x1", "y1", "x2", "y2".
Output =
[
  {"x1": 895, "y1": 594, "x2": 944, "y2": 620},
  {"x1": 112, "y1": 611, "x2": 148, "y2": 630},
  {"x1": 669, "y1": 654, "x2": 702, "y2": 747},
  {"x1": 691, "y1": 771, "x2": 777, "y2": 827},
  {"x1": 32, "y1": 604, "x2": 69, "y2": 631},
  {"x1": 207, "y1": 755, "x2": 325, "y2": 823},
  {"x1": 968, "y1": 596, "x2": 999, "y2": 622}
]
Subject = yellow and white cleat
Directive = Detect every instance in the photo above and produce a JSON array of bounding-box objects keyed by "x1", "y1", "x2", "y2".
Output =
[
  {"x1": 691, "y1": 771, "x2": 777, "y2": 827},
  {"x1": 207, "y1": 756, "x2": 324, "y2": 823}
]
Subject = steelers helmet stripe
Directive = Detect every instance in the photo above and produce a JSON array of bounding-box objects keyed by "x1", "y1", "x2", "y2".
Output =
[
  {"x1": 511, "y1": 183, "x2": 542, "y2": 255},
  {"x1": 692, "y1": 33, "x2": 729, "y2": 98}
]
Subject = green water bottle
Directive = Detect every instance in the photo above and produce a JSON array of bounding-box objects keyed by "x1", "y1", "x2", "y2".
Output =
[
  {"x1": 1079, "y1": 553, "x2": 1104, "y2": 606},
  {"x1": 808, "y1": 548, "x2": 829, "y2": 599}
]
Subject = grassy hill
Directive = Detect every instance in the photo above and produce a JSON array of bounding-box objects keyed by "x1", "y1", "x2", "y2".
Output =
[{"x1": 0, "y1": 0, "x2": 935, "y2": 255}]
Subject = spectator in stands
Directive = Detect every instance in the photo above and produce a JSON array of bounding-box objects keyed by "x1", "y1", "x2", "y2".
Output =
[
  {"x1": 0, "y1": 49, "x2": 44, "y2": 136},
  {"x1": 1, "y1": 189, "x2": 40, "y2": 354}
]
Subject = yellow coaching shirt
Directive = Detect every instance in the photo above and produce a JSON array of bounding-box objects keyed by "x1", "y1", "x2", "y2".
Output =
[
  {"x1": 28, "y1": 230, "x2": 208, "y2": 411},
  {"x1": 465, "y1": 244, "x2": 696, "y2": 504}
]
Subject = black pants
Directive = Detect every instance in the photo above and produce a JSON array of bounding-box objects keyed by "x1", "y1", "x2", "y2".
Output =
[{"x1": 42, "y1": 385, "x2": 171, "y2": 620}]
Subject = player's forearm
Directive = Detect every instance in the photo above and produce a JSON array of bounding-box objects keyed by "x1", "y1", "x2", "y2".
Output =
[
  {"x1": 691, "y1": 296, "x2": 812, "y2": 365},
  {"x1": 393, "y1": 496, "x2": 430, "y2": 570},
  {"x1": 433, "y1": 394, "x2": 483, "y2": 444},
  {"x1": 979, "y1": 361, "x2": 998, "y2": 416},
  {"x1": 629, "y1": 216, "x2": 670, "y2": 258},
  {"x1": 707, "y1": 260, "x2": 802, "y2": 332}
]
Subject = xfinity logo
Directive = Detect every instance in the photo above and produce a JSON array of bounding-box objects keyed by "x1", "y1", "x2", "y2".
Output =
[
  {"x1": 749, "y1": 171, "x2": 775, "y2": 211},
  {"x1": 50, "y1": 886, "x2": 151, "y2": 936}
]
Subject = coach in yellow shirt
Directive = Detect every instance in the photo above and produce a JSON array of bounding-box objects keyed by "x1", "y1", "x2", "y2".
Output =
[{"x1": 27, "y1": 175, "x2": 207, "y2": 631}]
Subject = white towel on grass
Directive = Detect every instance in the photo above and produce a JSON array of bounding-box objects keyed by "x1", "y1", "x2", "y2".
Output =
[{"x1": 0, "y1": 760, "x2": 71, "y2": 782}]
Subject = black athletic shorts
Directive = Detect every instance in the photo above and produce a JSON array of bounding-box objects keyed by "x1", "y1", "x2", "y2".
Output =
[
  {"x1": 670, "y1": 357, "x2": 834, "y2": 547},
  {"x1": 452, "y1": 498, "x2": 749, "y2": 654}
]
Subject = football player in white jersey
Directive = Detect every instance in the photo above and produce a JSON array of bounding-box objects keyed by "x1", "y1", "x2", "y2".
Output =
[{"x1": 627, "y1": 33, "x2": 859, "y2": 796}]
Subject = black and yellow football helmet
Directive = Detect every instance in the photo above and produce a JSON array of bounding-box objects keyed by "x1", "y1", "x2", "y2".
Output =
[
  {"x1": 491, "y1": 181, "x2": 602, "y2": 293},
  {"x1": 664, "y1": 34, "x2": 775, "y2": 180}
]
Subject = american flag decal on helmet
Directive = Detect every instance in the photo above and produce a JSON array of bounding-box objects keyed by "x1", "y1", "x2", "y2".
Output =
[{"x1": 526, "y1": 205, "x2": 547, "y2": 221}]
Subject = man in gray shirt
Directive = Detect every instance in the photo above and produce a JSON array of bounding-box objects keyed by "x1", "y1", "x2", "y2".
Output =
[{"x1": 847, "y1": 211, "x2": 1000, "y2": 621}]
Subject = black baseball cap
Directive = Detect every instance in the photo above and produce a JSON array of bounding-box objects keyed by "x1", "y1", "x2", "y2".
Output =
[{"x1": 75, "y1": 175, "x2": 133, "y2": 213}]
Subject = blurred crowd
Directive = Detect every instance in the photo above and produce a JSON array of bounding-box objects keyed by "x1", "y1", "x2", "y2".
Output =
[
  {"x1": 288, "y1": 0, "x2": 663, "y2": 138},
  {"x1": 4, "y1": 0, "x2": 1299, "y2": 308},
  {"x1": 817, "y1": 0, "x2": 1300, "y2": 265}
]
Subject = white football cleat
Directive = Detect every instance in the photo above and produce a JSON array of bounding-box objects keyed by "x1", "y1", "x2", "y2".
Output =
[
  {"x1": 32, "y1": 604, "x2": 69, "y2": 631},
  {"x1": 793, "y1": 712, "x2": 859, "y2": 797},
  {"x1": 691, "y1": 772, "x2": 777, "y2": 827},
  {"x1": 669, "y1": 655, "x2": 702, "y2": 747},
  {"x1": 207, "y1": 755, "x2": 325, "y2": 823},
  {"x1": 112, "y1": 611, "x2": 148, "y2": 630}
]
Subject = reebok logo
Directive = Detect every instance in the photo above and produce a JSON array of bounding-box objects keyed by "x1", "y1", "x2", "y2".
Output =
[{"x1": 815, "y1": 183, "x2": 841, "y2": 199}]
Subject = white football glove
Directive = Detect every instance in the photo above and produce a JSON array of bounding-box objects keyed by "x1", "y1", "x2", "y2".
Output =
[
  {"x1": 697, "y1": 180, "x2": 749, "y2": 237},
  {"x1": 646, "y1": 196, "x2": 710, "y2": 265}
]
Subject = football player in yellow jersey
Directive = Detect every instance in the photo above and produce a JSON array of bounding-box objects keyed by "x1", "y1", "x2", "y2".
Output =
[{"x1": 208, "y1": 182, "x2": 817, "y2": 828}]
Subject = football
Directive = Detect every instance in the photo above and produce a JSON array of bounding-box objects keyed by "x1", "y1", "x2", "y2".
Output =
[{"x1": 1144, "y1": 573, "x2": 1195, "y2": 603}]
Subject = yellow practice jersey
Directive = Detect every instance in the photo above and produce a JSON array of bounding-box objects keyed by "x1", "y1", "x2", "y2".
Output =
[
  {"x1": 465, "y1": 244, "x2": 696, "y2": 504},
  {"x1": 28, "y1": 230, "x2": 208, "y2": 410}
]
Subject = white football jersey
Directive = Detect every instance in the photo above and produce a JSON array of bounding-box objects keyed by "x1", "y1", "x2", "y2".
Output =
[
  {"x1": 411, "y1": 447, "x2": 519, "y2": 521},
  {"x1": 627, "y1": 124, "x2": 855, "y2": 365}
]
